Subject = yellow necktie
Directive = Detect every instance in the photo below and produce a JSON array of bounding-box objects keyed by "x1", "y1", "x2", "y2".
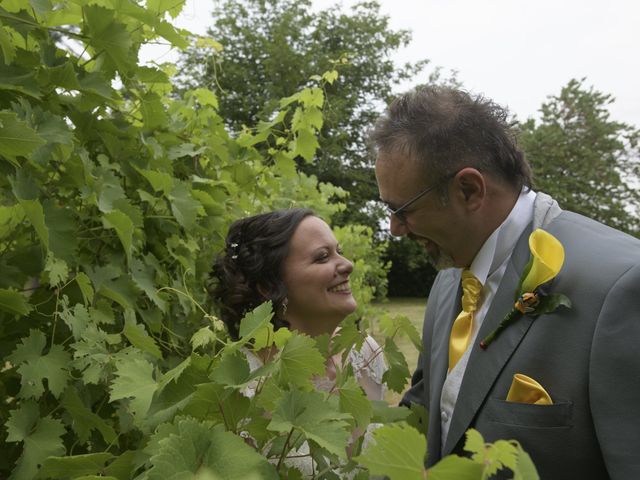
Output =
[{"x1": 448, "y1": 270, "x2": 482, "y2": 371}]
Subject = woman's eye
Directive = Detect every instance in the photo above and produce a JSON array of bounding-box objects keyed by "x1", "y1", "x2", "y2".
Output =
[{"x1": 315, "y1": 252, "x2": 329, "y2": 262}]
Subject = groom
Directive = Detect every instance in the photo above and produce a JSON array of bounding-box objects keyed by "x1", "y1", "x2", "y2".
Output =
[{"x1": 372, "y1": 87, "x2": 640, "y2": 479}]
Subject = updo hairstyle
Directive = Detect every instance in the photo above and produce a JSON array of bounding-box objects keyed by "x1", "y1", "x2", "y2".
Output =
[{"x1": 209, "y1": 208, "x2": 315, "y2": 340}]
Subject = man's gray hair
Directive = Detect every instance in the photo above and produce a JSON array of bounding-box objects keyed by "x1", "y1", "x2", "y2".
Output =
[{"x1": 370, "y1": 86, "x2": 532, "y2": 191}]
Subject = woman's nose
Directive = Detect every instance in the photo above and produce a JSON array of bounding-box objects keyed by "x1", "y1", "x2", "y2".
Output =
[{"x1": 337, "y1": 256, "x2": 353, "y2": 275}]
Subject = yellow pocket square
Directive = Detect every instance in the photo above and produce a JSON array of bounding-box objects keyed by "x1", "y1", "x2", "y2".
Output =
[{"x1": 506, "y1": 373, "x2": 553, "y2": 405}]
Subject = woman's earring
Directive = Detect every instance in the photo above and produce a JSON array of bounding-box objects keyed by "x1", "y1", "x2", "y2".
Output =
[{"x1": 281, "y1": 297, "x2": 288, "y2": 317}]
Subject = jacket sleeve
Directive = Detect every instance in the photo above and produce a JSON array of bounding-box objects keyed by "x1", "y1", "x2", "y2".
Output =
[{"x1": 590, "y1": 262, "x2": 640, "y2": 479}]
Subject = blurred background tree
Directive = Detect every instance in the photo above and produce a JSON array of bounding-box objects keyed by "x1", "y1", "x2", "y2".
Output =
[
  {"x1": 176, "y1": 0, "x2": 428, "y2": 231},
  {"x1": 520, "y1": 78, "x2": 640, "y2": 237}
]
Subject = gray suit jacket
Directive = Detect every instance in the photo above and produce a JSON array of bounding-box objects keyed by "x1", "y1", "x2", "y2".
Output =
[{"x1": 402, "y1": 210, "x2": 640, "y2": 479}]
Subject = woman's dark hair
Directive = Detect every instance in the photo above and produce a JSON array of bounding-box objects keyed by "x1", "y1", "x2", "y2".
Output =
[{"x1": 209, "y1": 208, "x2": 315, "y2": 340}]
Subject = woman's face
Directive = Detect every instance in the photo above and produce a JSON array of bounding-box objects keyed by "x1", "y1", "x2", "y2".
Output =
[{"x1": 281, "y1": 216, "x2": 357, "y2": 336}]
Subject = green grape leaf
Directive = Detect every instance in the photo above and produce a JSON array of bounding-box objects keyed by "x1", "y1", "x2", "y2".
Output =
[
  {"x1": 513, "y1": 443, "x2": 540, "y2": 480},
  {"x1": 238, "y1": 301, "x2": 274, "y2": 341},
  {"x1": 47, "y1": 61, "x2": 81, "y2": 90},
  {"x1": 19, "y1": 198, "x2": 49, "y2": 250},
  {"x1": 427, "y1": 455, "x2": 484, "y2": 480},
  {"x1": 5, "y1": 402, "x2": 66, "y2": 480},
  {"x1": 168, "y1": 182, "x2": 200, "y2": 229},
  {"x1": 123, "y1": 316, "x2": 162, "y2": 359},
  {"x1": 103, "y1": 450, "x2": 137, "y2": 480},
  {"x1": 138, "y1": 168, "x2": 174, "y2": 194},
  {"x1": 7, "y1": 329, "x2": 45, "y2": 364},
  {"x1": 136, "y1": 66, "x2": 170, "y2": 84},
  {"x1": 292, "y1": 128, "x2": 319, "y2": 162},
  {"x1": 191, "y1": 87, "x2": 218, "y2": 108},
  {"x1": 42, "y1": 199, "x2": 78, "y2": 262},
  {"x1": 322, "y1": 69, "x2": 338, "y2": 85},
  {"x1": 482, "y1": 439, "x2": 519, "y2": 477},
  {"x1": 154, "y1": 20, "x2": 189, "y2": 49},
  {"x1": 370, "y1": 400, "x2": 411, "y2": 424},
  {"x1": 130, "y1": 257, "x2": 167, "y2": 312},
  {"x1": 211, "y1": 351, "x2": 251, "y2": 387},
  {"x1": 39, "y1": 453, "x2": 114, "y2": 479},
  {"x1": 0, "y1": 287, "x2": 32, "y2": 315},
  {"x1": 110, "y1": 354, "x2": 158, "y2": 420},
  {"x1": 61, "y1": 387, "x2": 117, "y2": 444},
  {"x1": 14, "y1": 342, "x2": 70, "y2": 399},
  {"x1": 464, "y1": 428, "x2": 486, "y2": 461},
  {"x1": 84, "y1": 6, "x2": 133, "y2": 73},
  {"x1": 147, "y1": 0, "x2": 186, "y2": 17},
  {"x1": 75, "y1": 272, "x2": 95, "y2": 305},
  {"x1": 44, "y1": 252, "x2": 69, "y2": 287},
  {"x1": 0, "y1": 111, "x2": 46, "y2": 165},
  {"x1": 298, "y1": 87, "x2": 324, "y2": 108},
  {"x1": 190, "y1": 326, "x2": 216, "y2": 350},
  {"x1": 273, "y1": 151, "x2": 297, "y2": 179},
  {"x1": 378, "y1": 313, "x2": 422, "y2": 352},
  {"x1": 70, "y1": 326, "x2": 115, "y2": 385},
  {"x1": 146, "y1": 418, "x2": 277, "y2": 479},
  {"x1": 354, "y1": 423, "x2": 426, "y2": 480},
  {"x1": 268, "y1": 390, "x2": 351, "y2": 458},
  {"x1": 381, "y1": 339, "x2": 411, "y2": 393},
  {"x1": 59, "y1": 302, "x2": 91, "y2": 340},
  {"x1": 338, "y1": 376, "x2": 372, "y2": 428},
  {"x1": 0, "y1": 22, "x2": 17, "y2": 65},
  {"x1": 277, "y1": 333, "x2": 325, "y2": 389},
  {"x1": 140, "y1": 91, "x2": 168, "y2": 130},
  {"x1": 102, "y1": 210, "x2": 134, "y2": 262},
  {"x1": 0, "y1": 203, "x2": 24, "y2": 239},
  {"x1": 5, "y1": 401, "x2": 40, "y2": 442}
]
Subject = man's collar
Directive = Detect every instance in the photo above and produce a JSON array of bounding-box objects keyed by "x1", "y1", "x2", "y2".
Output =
[{"x1": 468, "y1": 189, "x2": 537, "y2": 284}]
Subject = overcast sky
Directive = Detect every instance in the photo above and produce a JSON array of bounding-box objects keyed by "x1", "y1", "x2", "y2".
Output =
[{"x1": 143, "y1": 0, "x2": 640, "y2": 126}]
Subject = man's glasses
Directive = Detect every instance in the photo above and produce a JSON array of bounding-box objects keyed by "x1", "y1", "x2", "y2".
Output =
[{"x1": 385, "y1": 171, "x2": 458, "y2": 224}]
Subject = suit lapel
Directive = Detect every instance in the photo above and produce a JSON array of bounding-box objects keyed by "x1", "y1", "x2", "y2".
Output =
[
  {"x1": 427, "y1": 269, "x2": 462, "y2": 463},
  {"x1": 443, "y1": 225, "x2": 534, "y2": 455}
]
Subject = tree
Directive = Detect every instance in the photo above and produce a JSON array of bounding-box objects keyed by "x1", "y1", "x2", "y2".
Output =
[
  {"x1": 176, "y1": 0, "x2": 428, "y2": 230},
  {"x1": 519, "y1": 78, "x2": 640, "y2": 236}
]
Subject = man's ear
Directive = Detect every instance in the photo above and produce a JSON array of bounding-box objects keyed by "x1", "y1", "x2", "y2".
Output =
[{"x1": 454, "y1": 167, "x2": 485, "y2": 211}]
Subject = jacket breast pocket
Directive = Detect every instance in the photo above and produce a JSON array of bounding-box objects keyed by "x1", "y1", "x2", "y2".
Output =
[{"x1": 484, "y1": 397, "x2": 574, "y2": 428}]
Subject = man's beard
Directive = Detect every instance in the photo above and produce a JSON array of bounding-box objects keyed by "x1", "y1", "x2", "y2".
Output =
[
  {"x1": 428, "y1": 249, "x2": 456, "y2": 271},
  {"x1": 412, "y1": 234, "x2": 456, "y2": 271}
]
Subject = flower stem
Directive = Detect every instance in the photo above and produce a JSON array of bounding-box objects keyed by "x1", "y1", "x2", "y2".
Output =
[{"x1": 479, "y1": 307, "x2": 523, "y2": 349}]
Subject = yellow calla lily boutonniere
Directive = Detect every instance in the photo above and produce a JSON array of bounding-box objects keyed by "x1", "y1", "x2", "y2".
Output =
[{"x1": 480, "y1": 229, "x2": 572, "y2": 349}]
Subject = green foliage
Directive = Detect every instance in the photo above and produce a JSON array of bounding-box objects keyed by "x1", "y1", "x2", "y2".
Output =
[
  {"x1": 0, "y1": 1, "x2": 536, "y2": 478},
  {"x1": 356, "y1": 427, "x2": 539, "y2": 480},
  {"x1": 519, "y1": 78, "x2": 640, "y2": 236},
  {"x1": 176, "y1": 0, "x2": 428, "y2": 236}
]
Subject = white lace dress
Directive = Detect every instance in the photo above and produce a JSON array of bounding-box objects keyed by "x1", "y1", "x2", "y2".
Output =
[{"x1": 241, "y1": 335, "x2": 387, "y2": 477}]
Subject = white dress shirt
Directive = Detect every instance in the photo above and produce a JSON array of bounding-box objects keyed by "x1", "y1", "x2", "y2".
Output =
[{"x1": 440, "y1": 189, "x2": 537, "y2": 444}]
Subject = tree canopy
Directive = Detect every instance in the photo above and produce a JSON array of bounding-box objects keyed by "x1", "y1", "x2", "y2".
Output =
[
  {"x1": 177, "y1": 0, "x2": 428, "y2": 229},
  {"x1": 520, "y1": 78, "x2": 640, "y2": 236}
]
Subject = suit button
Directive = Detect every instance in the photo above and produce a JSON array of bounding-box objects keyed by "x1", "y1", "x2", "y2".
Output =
[{"x1": 441, "y1": 410, "x2": 449, "y2": 422}]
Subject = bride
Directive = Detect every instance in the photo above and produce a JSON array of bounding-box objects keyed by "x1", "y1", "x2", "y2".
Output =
[{"x1": 209, "y1": 208, "x2": 386, "y2": 474}]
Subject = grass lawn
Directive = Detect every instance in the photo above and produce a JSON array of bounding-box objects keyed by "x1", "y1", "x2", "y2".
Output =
[{"x1": 370, "y1": 297, "x2": 426, "y2": 405}]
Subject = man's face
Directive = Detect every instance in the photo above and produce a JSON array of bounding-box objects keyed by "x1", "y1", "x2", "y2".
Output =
[{"x1": 375, "y1": 151, "x2": 466, "y2": 270}]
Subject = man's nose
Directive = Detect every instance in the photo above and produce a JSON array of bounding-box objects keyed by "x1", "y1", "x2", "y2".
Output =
[{"x1": 389, "y1": 215, "x2": 409, "y2": 237}]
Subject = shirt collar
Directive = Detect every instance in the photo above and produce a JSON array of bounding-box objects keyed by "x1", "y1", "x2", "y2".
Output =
[{"x1": 469, "y1": 189, "x2": 537, "y2": 285}]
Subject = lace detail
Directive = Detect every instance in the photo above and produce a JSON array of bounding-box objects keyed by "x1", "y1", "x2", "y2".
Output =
[{"x1": 347, "y1": 335, "x2": 386, "y2": 385}]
